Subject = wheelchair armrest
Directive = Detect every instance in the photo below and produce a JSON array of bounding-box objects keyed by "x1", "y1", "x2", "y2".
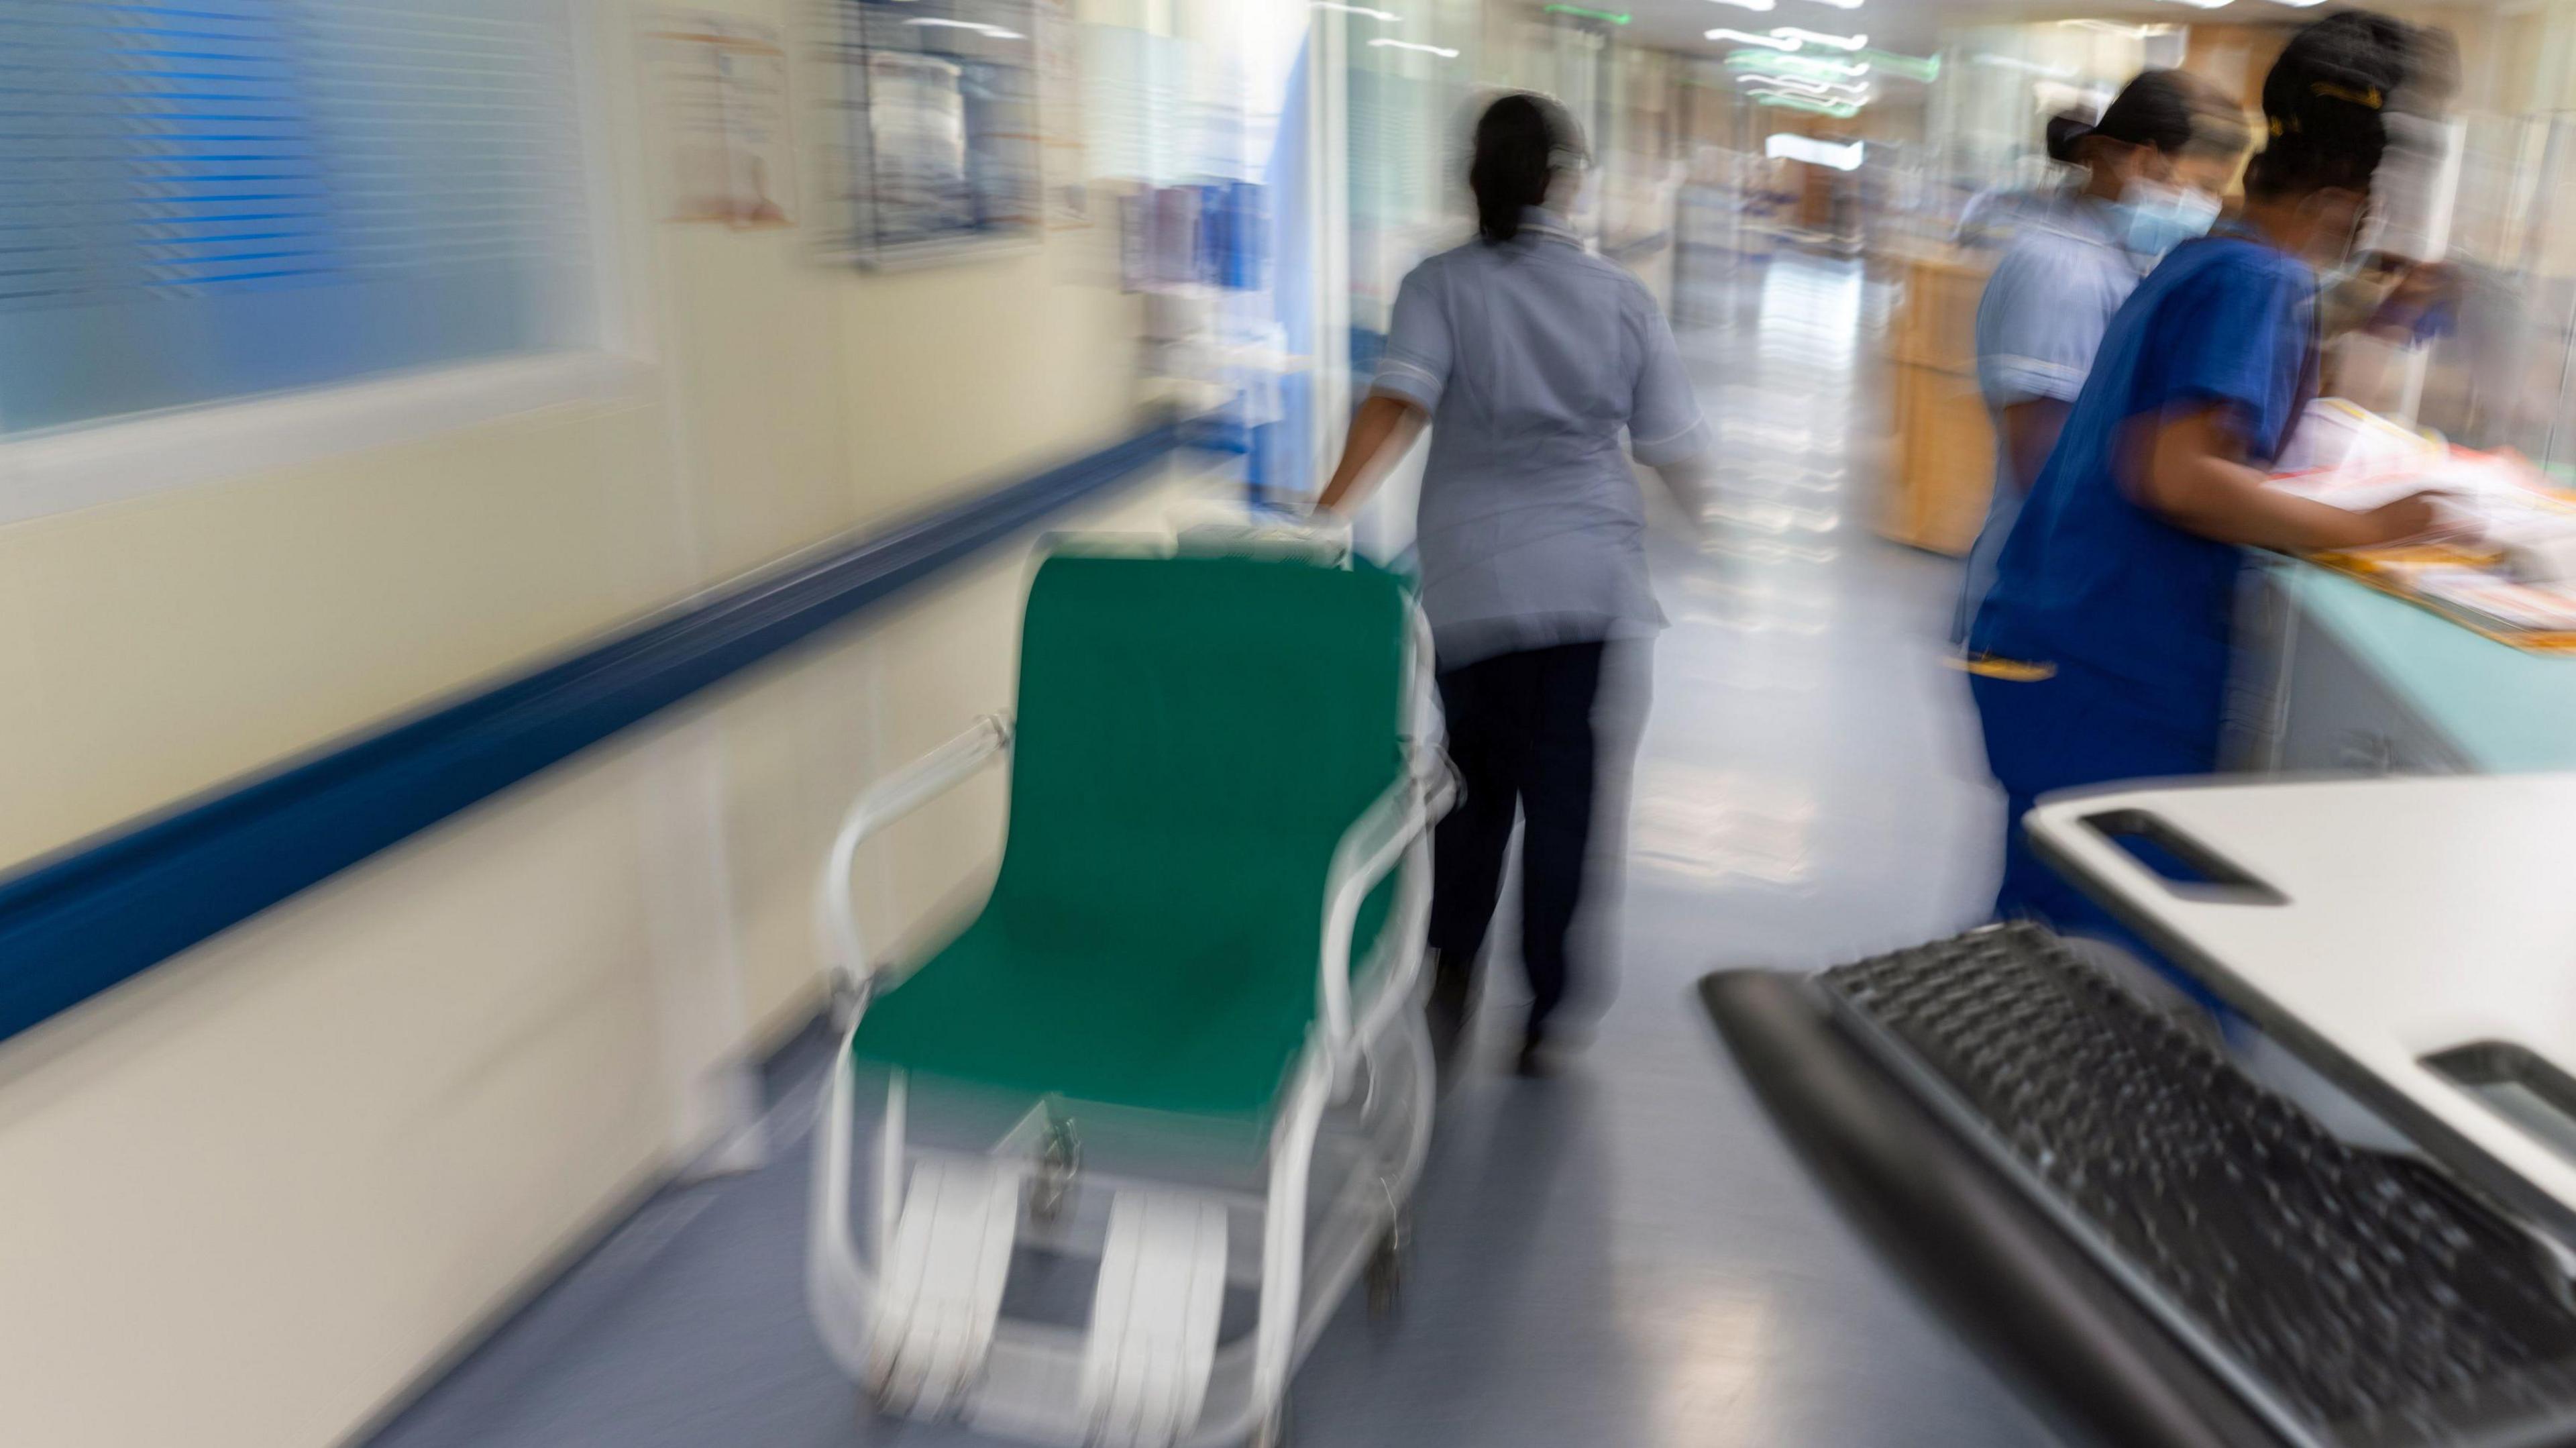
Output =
[{"x1": 816, "y1": 714, "x2": 1013, "y2": 1021}]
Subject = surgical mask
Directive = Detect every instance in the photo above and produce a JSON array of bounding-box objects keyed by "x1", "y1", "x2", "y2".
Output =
[{"x1": 2115, "y1": 180, "x2": 2221, "y2": 266}]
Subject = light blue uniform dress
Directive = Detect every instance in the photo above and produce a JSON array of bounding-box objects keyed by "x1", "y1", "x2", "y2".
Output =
[
  {"x1": 1953, "y1": 196, "x2": 2145, "y2": 641},
  {"x1": 1370, "y1": 207, "x2": 1711, "y2": 666}
]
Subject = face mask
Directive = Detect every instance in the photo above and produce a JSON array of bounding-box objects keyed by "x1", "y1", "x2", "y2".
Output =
[{"x1": 2115, "y1": 180, "x2": 2222, "y2": 266}]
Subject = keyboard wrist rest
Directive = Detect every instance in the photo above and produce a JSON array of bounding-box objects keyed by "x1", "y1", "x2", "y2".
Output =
[{"x1": 1699, "y1": 968, "x2": 2286, "y2": 1448}]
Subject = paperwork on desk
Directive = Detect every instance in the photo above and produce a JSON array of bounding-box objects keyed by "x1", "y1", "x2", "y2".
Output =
[{"x1": 2268, "y1": 399, "x2": 2576, "y2": 645}]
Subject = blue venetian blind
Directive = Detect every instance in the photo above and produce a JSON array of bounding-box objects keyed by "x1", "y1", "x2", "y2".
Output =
[{"x1": 0, "y1": 0, "x2": 594, "y2": 433}]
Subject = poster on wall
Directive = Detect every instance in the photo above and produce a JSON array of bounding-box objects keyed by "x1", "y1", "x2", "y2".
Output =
[
  {"x1": 645, "y1": 13, "x2": 798, "y2": 229},
  {"x1": 807, "y1": 0, "x2": 1043, "y2": 267},
  {"x1": 1036, "y1": 0, "x2": 1087, "y2": 230},
  {"x1": 865, "y1": 50, "x2": 973, "y2": 242}
]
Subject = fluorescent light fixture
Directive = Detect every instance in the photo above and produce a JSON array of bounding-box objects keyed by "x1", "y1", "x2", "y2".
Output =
[
  {"x1": 1799, "y1": 0, "x2": 1866, "y2": 9},
  {"x1": 2058, "y1": 18, "x2": 2180, "y2": 33},
  {"x1": 1367, "y1": 36, "x2": 1460, "y2": 56},
  {"x1": 2259, "y1": 0, "x2": 2329, "y2": 6},
  {"x1": 1728, "y1": 50, "x2": 1869, "y2": 77},
  {"x1": 1314, "y1": 2, "x2": 1403, "y2": 19},
  {"x1": 1767, "y1": 133, "x2": 1866, "y2": 171},
  {"x1": 1756, "y1": 93, "x2": 1862, "y2": 118},
  {"x1": 1703, "y1": 0, "x2": 1776, "y2": 10},
  {"x1": 1860, "y1": 48, "x2": 1938, "y2": 81},
  {"x1": 1709, "y1": 27, "x2": 1798, "y2": 48},
  {"x1": 2156, "y1": 0, "x2": 2233, "y2": 9},
  {"x1": 1543, "y1": 3, "x2": 1632, "y2": 19},
  {"x1": 1739, "y1": 72, "x2": 1870, "y2": 98},
  {"x1": 1772, "y1": 26, "x2": 1866, "y2": 49}
]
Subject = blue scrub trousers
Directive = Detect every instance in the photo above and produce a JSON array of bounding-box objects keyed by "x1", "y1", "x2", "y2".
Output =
[{"x1": 1969, "y1": 666, "x2": 2224, "y2": 997}]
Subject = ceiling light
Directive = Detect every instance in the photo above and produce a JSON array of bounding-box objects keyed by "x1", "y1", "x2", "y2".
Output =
[
  {"x1": 1772, "y1": 26, "x2": 1866, "y2": 49},
  {"x1": 1756, "y1": 93, "x2": 1862, "y2": 118},
  {"x1": 1367, "y1": 37, "x2": 1460, "y2": 56},
  {"x1": 1798, "y1": 0, "x2": 1866, "y2": 9},
  {"x1": 1727, "y1": 50, "x2": 1868, "y2": 77},
  {"x1": 1704, "y1": 0, "x2": 1776, "y2": 10},
  {"x1": 1767, "y1": 134, "x2": 1866, "y2": 170},
  {"x1": 1313, "y1": 2, "x2": 1403, "y2": 19},
  {"x1": 1709, "y1": 27, "x2": 1798, "y2": 48},
  {"x1": 1739, "y1": 72, "x2": 1870, "y2": 99},
  {"x1": 1862, "y1": 48, "x2": 1938, "y2": 81},
  {"x1": 2058, "y1": 18, "x2": 2180, "y2": 33}
]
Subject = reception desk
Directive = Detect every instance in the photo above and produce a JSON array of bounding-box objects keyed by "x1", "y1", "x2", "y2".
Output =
[{"x1": 2241, "y1": 558, "x2": 2576, "y2": 776}]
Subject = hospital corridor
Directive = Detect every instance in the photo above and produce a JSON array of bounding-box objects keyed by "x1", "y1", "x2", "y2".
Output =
[
  {"x1": 359, "y1": 256, "x2": 2049, "y2": 1448},
  {"x1": 14, "y1": 4, "x2": 2576, "y2": 1448}
]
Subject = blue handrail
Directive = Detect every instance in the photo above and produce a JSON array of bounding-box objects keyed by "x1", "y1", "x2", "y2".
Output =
[{"x1": 0, "y1": 419, "x2": 1183, "y2": 1045}]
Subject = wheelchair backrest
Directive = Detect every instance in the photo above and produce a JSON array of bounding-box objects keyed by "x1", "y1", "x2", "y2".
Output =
[{"x1": 989, "y1": 548, "x2": 1413, "y2": 952}]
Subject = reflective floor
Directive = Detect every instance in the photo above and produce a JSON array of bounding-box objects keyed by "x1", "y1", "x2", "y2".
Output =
[{"x1": 365, "y1": 252, "x2": 2066, "y2": 1448}]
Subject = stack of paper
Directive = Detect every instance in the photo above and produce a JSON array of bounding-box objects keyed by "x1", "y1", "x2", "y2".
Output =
[
  {"x1": 2271, "y1": 443, "x2": 2576, "y2": 564},
  {"x1": 2363, "y1": 560, "x2": 2576, "y2": 635}
]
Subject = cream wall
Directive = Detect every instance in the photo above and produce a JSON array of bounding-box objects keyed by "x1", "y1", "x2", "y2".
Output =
[
  {"x1": 0, "y1": 468, "x2": 1204, "y2": 1448},
  {"x1": 0, "y1": 1, "x2": 1226, "y2": 1445},
  {"x1": 0, "y1": 0, "x2": 1151, "y2": 873}
]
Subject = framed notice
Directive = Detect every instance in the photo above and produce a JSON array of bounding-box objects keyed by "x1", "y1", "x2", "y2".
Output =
[
  {"x1": 1035, "y1": 0, "x2": 1087, "y2": 230},
  {"x1": 645, "y1": 12, "x2": 798, "y2": 229},
  {"x1": 808, "y1": 0, "x2": 1043, "y2": 267}
]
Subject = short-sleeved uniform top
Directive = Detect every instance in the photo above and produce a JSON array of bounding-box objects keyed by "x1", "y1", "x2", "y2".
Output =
[
  {"x1": 1370, "y1": 207, "x2": 1711, "y2": 666},
  {"x1": 1955, "y1": 197, "x2": 2144, "y2": 641},
  {"x1": 1968, "y1": 230, "x2": 2316, "y2": 737},
  {"x1": 1953, "y1": 184, "x2": 2072, "y2": 250}
]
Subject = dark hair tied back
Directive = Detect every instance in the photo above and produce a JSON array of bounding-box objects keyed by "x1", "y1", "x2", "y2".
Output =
[
  {"x1": 1469, "y1": 93, "x2": 1585, "y2": 244},
  {"x1": 2090, "y1": 69, "x2": 2201, "y2": 156},
  {"x1": 2043, "y1": 110, "x2": 2096, "y2": 166},
  {"x1": 2247, "y1": 10, "x2": 2414, "y2": 199}
]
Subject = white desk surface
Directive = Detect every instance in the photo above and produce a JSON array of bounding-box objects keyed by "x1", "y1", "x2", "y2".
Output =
[{"x1": 2027, "y1": 774, "x2": 2576, "y2": 1221}]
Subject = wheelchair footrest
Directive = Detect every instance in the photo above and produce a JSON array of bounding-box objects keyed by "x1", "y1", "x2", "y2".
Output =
[
  {"x1": 869, "y1": 1156, "x2": 1023, "y2": 1420},
  {"x1": 1079, "y1": 1191, "x2": 1231, "y2": 1447}
]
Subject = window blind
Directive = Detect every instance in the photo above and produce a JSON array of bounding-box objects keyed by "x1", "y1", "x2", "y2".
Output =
[{"x1": 0, "y1": 0, "x2": 594, "y2": 433}]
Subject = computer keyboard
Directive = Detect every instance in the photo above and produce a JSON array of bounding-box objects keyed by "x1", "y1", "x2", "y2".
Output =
[{"x1": 1821, "y1": 924, "x2": 2576, "y2": 1448}]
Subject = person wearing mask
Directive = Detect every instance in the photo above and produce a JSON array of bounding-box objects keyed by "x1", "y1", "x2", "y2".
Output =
[
  {"x1": 1955, "y1": 70, "x2": 2251, "y2": 641},
  {"x1": 1965, "y1": 11, "x2": 2447, "y2": 939},
  {"x1": 1313, "y1": 92, "x2": 1711, "y2": 1076}
]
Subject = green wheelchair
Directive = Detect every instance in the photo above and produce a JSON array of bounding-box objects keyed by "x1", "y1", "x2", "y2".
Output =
[{"x1": 808, "y1": 535, "x2": 1450, "y2": 1447}]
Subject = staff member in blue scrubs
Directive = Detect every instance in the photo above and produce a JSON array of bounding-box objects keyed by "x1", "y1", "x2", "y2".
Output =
[
  {"x1": 1956, "y1": 69, "x2": 2248, "y2": 642},
  {"x1": 1967, "y1": 11, "x2": 2446, "y2": 935}
]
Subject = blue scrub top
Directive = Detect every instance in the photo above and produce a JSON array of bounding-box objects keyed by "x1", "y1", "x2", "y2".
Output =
[{"x1": 1968, "y1": 231, "x2": 2316, "y2": 731}]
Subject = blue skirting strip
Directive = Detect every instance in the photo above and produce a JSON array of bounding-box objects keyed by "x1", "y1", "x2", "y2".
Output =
[{"x1": 0, "y1": 419, "x2": 1184, "y2": 1045}]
